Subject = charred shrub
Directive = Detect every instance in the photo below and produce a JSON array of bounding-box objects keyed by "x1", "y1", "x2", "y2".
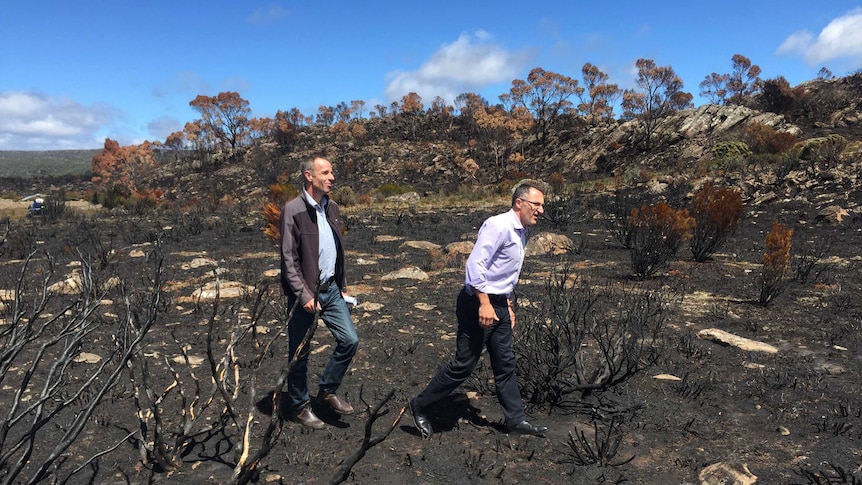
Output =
[
  {"x1": 758, "y1": 220, "x2": 793, "y2": 306},
  {"x1": 594, "y1": 188, "x2": 651, "y2": 249},
  {"x1": 689, "y1": 182, "x2": 744, "y2": 262},
  {"x1": 42, "y1": 190, "x2": 68, "y2": 221},
  {"x1": 757, "y1": 76, "x2": 804, "y2": 116},
  {"x1": 543, "y1": 190, "x2": 589, "y2": 229},
  {"x1": 629, "y1": 202, "x2": 695, "y2": 279},
  {"x1": 793, "y1": 233, "x2": 831, "y2": 283},
  {"x1": 563, "y1": 415, "x2": 635, "y2": 469},
  {"x1": 515, "y1": 268, "x2": 669, "y2": 411},
  {"x1": 3, "y1": 222, "x2": 40, "y2": 259}
]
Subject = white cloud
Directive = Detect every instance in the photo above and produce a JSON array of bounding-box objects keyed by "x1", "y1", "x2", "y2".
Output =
[
  {"x1": 247, "y1": 6, "x2": 289, "y2": 25},
  {"x1": 0, "y1": 92, "x2": 115, "y2": 150},
  {"x1": 147, "y1": 116, "x2": 183, "y2": 142},
  {"x1": 777, "y1": 8, "x2": 862, "y2": 66},
  {"x1": 384, "y1": 31, "x2": 532, "y2": 104}
]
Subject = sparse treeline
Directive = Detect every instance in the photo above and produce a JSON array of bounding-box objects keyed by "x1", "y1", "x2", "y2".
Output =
[{"x1": 89, "y1": 54, "x2": 782, "y2": 202}]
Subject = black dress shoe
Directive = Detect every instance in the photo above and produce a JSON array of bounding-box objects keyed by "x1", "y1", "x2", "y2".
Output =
[
  {"x1": 507, "y1": 420, "x2": 548, "y2": 436},
  {"x1": 409, "y1": 399, "x2": 432, "y2": 439}
]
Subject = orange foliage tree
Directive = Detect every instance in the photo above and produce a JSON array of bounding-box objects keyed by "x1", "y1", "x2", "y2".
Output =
[
  {"x1": 629, "y1": 202, "x2": 695, "y2": 279},
  {"x1": 188, "y1": 91, "x2": 251, "y2": 149},
  {"x1": 744, "y1": 122, "x2": 796, "y2": 154},
  {"x1": 622, "y1": 59, "x2": 693, "y2": 150},
  {"x1": 473, "y1": 105, "x2": 534, "y2": 182},
  {"x1": 91, "y1": 138, "x2": 158, "y2": 196},
  {"x1": 759, "y1": 221, "x2": 793, "y2": 306},
  {"x1": 316, "y1": 105, "x2": 334, "y2": 126},
  {"x1": 699, "y1": 54, "x2": 762, "y2": 106},
  {"x1": 726, "y1": 54, "x2": 763, "y2": 105},
  {"x1": 578, "y1": 63, "x2": 621, "y2": 123},
  {"x1": 501, "y1": 67, "x2": 582, "y2": 147},
  {"x1": 262, "y1": 176, "x2": 299, "y2": 242},
  {"x1": 689, "y1": 182, "x2": 744, "y2": 261}
]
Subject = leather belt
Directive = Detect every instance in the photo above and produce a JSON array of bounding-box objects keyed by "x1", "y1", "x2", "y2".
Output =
[{"x1": 318, "y1": 276, "x2": 337, "y2": 293}]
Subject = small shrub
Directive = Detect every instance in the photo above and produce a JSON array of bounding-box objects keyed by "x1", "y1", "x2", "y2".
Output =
[
  {"x1": 689, "y1": 182, "x2": 744, "y2": 262},
  {"x1": 261, "y1": 182, "x2": 299, "y2": 242},
  {"x1": 799, "y1": 134, "x2": 847, "y2": 167},
  {"x1": 745, "y1": 122, "x2": 797, "y2": 154},
  {"x1": 594, "y1": 188, "x2": 651, "y2": 249},
  {"x1": 331, "y1": 185, "x2": 357, "y2": 206},
  {"x1": 376, "y1": 183, "x2": 410, "y2": 198},
  {"x1": 544, "y1": 191, "x2": 588, "y2": 229},
  {"x1": 516, "y1": 269, "x2": 669, "y2": 409},
  {"x1": 758, "y1": 220, "x2": 793, "y2": 306},
  {"x1": 547, "y1": 171, "x2": 567, "y2": 194},
  {"x1": 711, "y1": 141, "x2": 752, "y2": 161},
  {"x1": 629, "y1": 202, "x2": 695, "y2": 279}
]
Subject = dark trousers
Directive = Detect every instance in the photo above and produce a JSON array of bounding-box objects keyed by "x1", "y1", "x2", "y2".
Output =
[{"x1": 412, "y1": 287, "x2": 526, "y2": 426}]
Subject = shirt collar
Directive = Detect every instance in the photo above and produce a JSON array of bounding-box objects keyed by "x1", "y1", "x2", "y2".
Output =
[
  {"x1": 508, "y1": 208, "x2": 525, "y2": 232},
  {"x1": 303, "y1": 189, "x2": 327, "y2": 210}
]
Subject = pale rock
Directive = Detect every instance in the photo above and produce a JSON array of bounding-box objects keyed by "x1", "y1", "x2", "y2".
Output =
[
  {"x1": 525, "y1": 232, "x2": 573, "y2": 257},
  {"x1": 183, "y1": 257, "x2": 218, "y2": 270},
  {"x1": 74, "y1": 352, "x2": 102, "y2": 364},
  {"x1": 192, "y1": 281, "x2": 253, "y2": 299},
  {"x1": 697, "y1": 328, "x2": 778, "y2": 353},
  {"x1": 699, "y1": 460, "x2": 757, "y2": 485},
  {"x1": 386, "y1": 191, "x2": 420, "y2": 204},
  {"x1": 445, "y1": 241, "x2": 474, "y2": 255},
  {"x1": 374, "y1": 235, "x2": 402, "y2": 242},
  {"x1": 381, "y1": 267, "x2": 429, "y2": 281},
  {"x1": 401, "y1": 240, "x2": 441, "y2": 251}
]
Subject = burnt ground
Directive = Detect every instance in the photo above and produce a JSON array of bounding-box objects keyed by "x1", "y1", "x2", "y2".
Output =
[{"x1": 1, "y1": 197, "x2": 861, "y2": 485}]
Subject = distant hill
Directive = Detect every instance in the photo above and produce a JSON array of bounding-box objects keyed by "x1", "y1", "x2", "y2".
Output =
[{"x1": 0, "y1": 150, "x2": 97, "y2": 178}]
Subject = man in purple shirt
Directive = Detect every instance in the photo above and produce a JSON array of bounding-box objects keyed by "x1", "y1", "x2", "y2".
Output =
[{"x1": 409, "y1": 180, "x2": 548, "y2": 438}]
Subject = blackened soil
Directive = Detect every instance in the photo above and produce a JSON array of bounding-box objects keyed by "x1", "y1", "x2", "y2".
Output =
[{"x1": 1, "y1": 199, "x2": 860, "y2": 484}]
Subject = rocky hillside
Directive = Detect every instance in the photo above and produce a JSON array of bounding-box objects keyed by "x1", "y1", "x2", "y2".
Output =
[
  {"x1": 5, "y1": 74, "x2": 861, "y2": 223},
  {"x1": 141, "y1": 74, "x2": 861, "y2": 226}
]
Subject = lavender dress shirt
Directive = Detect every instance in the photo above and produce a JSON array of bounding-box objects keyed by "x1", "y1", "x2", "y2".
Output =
[{"x1": 464, "y1": 209, "x2": 526, "y2": 297}]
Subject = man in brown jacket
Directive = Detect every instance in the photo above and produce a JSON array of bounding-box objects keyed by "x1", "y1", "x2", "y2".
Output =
[{"x1": 280, "y1": 155, "x2": 358, "y2": 429}]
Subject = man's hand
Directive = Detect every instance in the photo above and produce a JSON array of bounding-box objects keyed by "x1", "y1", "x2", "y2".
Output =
[
  {"x1": 478, "y1": 302, "x2": 498, "y2": 328},
  {"x1": 508, "y1": 305, "x2": 516, "y2": 329},
  {"x1": 303, "y1": 298, "x2": 321, "y2": 313}
]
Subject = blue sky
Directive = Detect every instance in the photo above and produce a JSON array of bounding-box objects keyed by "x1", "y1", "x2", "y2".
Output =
[{"x1": 2, "y1": 1, "x2": 862, "y2": 151}]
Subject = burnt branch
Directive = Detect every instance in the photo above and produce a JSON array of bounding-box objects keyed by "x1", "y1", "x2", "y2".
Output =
[
  {"x1": 0, "y1": 251, "x2": 162, "y2": 485},
  {"x1": 328, "y1": 388, "x2": 403, "y2": 485}
]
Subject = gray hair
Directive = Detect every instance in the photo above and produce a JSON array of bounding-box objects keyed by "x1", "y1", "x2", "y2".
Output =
[
  {"x1": 511, "y1": 179, "x2": 545, "y2": 206},
  {"x1": 298, "y1": 154, "x2": 329, "y2": 186}
]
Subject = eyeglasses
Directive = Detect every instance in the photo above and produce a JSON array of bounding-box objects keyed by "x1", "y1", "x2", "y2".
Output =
[{"x1": 519, "y1": 198, "x2": 544, "y2": 210}]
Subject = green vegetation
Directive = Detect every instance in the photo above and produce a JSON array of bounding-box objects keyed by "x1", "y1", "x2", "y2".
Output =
[{"x1": 0, "y1": 150, "x2": 97, "y2": 178}]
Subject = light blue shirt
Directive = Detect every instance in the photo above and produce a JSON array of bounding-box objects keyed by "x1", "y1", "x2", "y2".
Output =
[
  {"x1": 464, "y1": 209, "x2": 526, "y2": 297},
  {"x1": 303, "y1": 190, "x2": 336, "y2": 282}
]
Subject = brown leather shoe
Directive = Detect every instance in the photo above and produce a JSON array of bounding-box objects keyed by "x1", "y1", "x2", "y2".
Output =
[
  {"x1": 293, "y1": 405, "x2": 324, "y2": 429},
  {"x1": 317, "y1": 391, "x2": 354, "y2": 415}
]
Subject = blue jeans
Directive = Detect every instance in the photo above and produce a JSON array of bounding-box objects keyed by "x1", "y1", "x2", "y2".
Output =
[{"x1": 286, "y1": 283, "x2": 358, "y2": 411}]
